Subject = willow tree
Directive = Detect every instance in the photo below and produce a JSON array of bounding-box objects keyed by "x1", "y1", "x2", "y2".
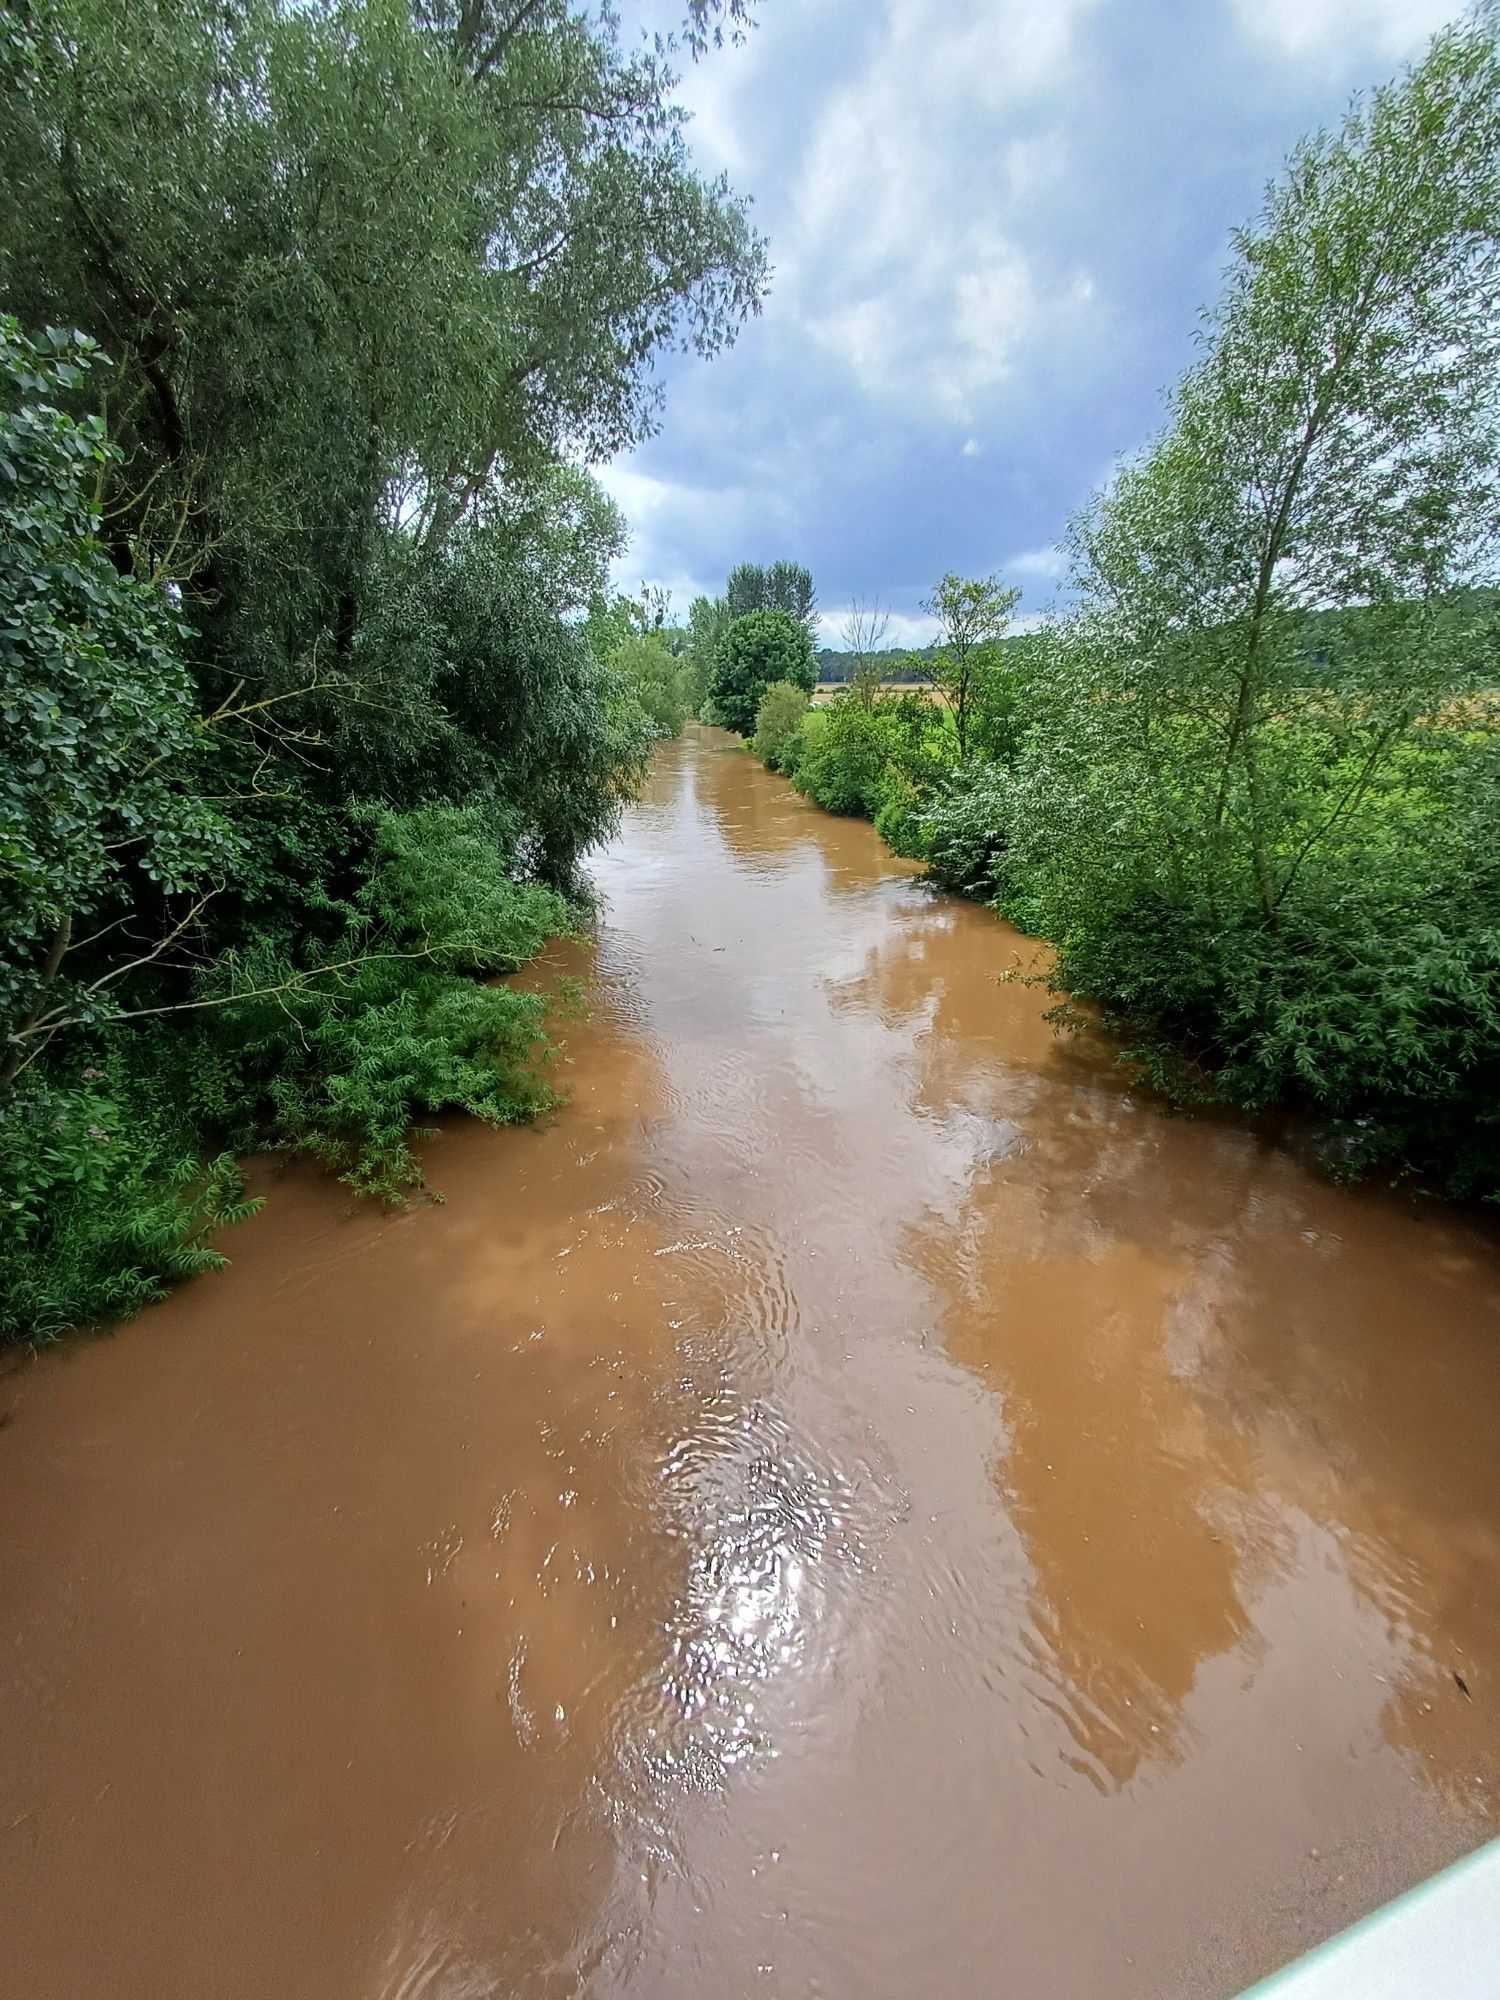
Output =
[
  {"x1": 1010, "y1": 8, "x2": 1500, "y2": 1181},
  {"x1": 0, "y1": 1, "x2": 768, "y2": 1334},
  {"x1": 0, "y1": 0, "x2": 766, "y2": 696}
]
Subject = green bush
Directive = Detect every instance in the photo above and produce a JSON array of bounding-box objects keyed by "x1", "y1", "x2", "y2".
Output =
[
  {"x1": 711, "y1": 609, "x2": 816, "y2": 735},
  {"x1": 919, "y1": 765, "x2": 1016, "y2": 896},
  {"x1": 0, "y1": 802, "x2": 578, "y2": 1334},
  {"x1": 791, "y1": 696, "x2": 898, "y2": 816},
  {"x1": 0, "y1": 1060, "x2": 256, "y2": 1344},
  {"x1": 789, "y1": 691, "x2": 957, "y2": 826},
  {"x1": 752, "y1": 679, "x2": 810, "y2": 767},
  {"x1": 184, "y1": 804, "x2": 576, "y2": 1197}
]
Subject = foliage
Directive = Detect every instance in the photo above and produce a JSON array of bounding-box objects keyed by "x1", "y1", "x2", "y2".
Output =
[
  {"x1": 188, "y1": 803, "x2": 576, "y2": 1198},
  {"x1": 711, "y1": 607, "x2": 816, "y2": 735},
  {"x1": 0, "y1": 0, "x2": 764, "y2": 1339},
  {"x1": 0, "y1": 1058, "x2": 258, "y2": 1344},
  {"x1": 921, "y1": 764, "x2": 1019, "y2": 901},
  {"x1": 0, "y1": 0, "x2": 767, "y2": 663},
  {"x1": 923, "y1": 573, "x2": 1022, "y2": 756},
  {"x1": 965, "y1": 630, "x2": 1047, "y2": 765},
  {"x1": 685, "y1": 592, "x2": 732, "y2": 714},
  {"x1": 991, "y1": 17, "x2": 1500, "y2": 1196},
  {"x1": 725, "y1": 559, "x2": 817, "y2": 630},
  {"x1": 0, "y1": 322, "x2": 240, "y2": 1083},
  {"x1": 751, "y1": 678, "x2": 811, "y2": 768},
  {"x1": 611, "y1": 630, "x2": 693, "y2": 739},
  {"x1": 782, "y1": 689, "x2": 956, "y2": 832}
]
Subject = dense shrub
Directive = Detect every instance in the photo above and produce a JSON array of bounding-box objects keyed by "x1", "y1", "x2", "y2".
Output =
[
  {"x1": 0, "y1": 800, "x2": 580, "y2": 1334},
  {"x1": 792, "y1": 697, "x2": 895, "y2": 816},
  {"x1": 194, "y1": 802, "x2": 576, "y2": 1195},
  {"x1": 0, "y1": 1061, "x2": 255, "y2": 1344},
  {"x1": 785, "y1": 691, "x2": 957, "y2": 836},
  {"x1": 752, "y1": 679, "x2": 810, "y2": 768},
  {"x1": 921, "y1": 765, "x2": 1017, "y2": 900}
]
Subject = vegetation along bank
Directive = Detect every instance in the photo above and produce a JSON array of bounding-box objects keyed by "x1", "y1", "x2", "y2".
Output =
[
  {"x1": 695, "y1": 16, "x2": 1500, "y2": 1209},
  {"x1": 0, "y1": 0, "x2": 758, "y2": 1341}
]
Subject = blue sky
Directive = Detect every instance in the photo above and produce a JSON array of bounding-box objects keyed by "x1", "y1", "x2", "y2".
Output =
[{"x1": 602, "y1": 0, "x2": 1465, "y2": 647}]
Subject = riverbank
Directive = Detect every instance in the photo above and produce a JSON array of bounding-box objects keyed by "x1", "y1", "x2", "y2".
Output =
[{"x1": 752, "y1": 684, "x2": 1500, "y2": 1204}]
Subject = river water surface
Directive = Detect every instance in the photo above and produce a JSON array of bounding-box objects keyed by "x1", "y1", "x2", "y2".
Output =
[{"x1": 4, "y1": 724, "x2": 1500, "y2": 1999}]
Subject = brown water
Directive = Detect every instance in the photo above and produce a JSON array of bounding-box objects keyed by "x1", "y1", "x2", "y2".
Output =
[{"x1": 4, "y1": 723, "x2": 1500, "y2": 2000}]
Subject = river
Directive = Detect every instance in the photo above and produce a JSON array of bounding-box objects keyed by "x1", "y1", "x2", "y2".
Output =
[{"x1": 3, "y1": 722, "x2": 1499, "y2": 1999}]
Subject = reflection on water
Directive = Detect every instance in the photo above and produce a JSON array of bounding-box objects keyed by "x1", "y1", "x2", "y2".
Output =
[{"x1": 2, "y1": 724, "x2": 1498, "y2": 2000}]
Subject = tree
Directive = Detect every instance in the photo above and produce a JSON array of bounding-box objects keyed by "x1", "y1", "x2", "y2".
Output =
[
  {"x1": 610, "y1": 631, "x2": 692, "y2": 739},
  {"x1": 1052, "y1": 10, "x2": 1500, "y2": 931},
  {"x1": 840, "y1": 597, "x2": 892, "y2": 707},
  {"x1": 0, "y1": 0, "x2": 768, "y2": 704},
  {"x1": 0, "y1": 321, "x2": 238, "y2": 1085},
  {"x1": 725, "y1": 562, "x2": 769, "y2": 618},
  {"x1": 1006, "y1": 9, "x2": 1500, "y2": 1192},
  {"x1": 710, "y1": 609, "x2": 817, "y2": 735},
  {"x1": 766, "y1": 558, "x2": 818, "y2": 631},
  {"x1": 725, "y1": 559, "x2": 817, "y2": 630},
  {"x1": 923, "y1": 573, "x2": 1021, "y2": 756},
  {"x1": 685, "y1": 593, "x2": 731, "y2": 710}
]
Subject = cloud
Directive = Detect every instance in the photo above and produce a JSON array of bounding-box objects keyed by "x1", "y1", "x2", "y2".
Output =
[
  {"x1": 594, "y1": 456, "x2": 798, "y2": 599},
  {"x1": 1229, "y1": 0, "x2": 1461, "y2": 62},
  {"x1": 605, "y1": 0, "x2": 1457, "y2": 639},
  {"x1": 816, "y1": 606, "x2": 943, "y2": 651},
  {"x1": 780, "y1": 0, "x2": 1101, "y2": 420},
  {"x1": 1008, "y1": 543, "x2": 1068, "y2": 580}
]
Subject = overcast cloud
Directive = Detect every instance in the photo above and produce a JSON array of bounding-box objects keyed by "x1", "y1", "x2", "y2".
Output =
[{"x1": 601, "y1": 0, "x2": 1466, "y2": 647}]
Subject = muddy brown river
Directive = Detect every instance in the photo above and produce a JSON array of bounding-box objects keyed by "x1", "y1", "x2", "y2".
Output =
[{"x1": 3, "y1": 723, "x2": 1500, "y2": 1999}]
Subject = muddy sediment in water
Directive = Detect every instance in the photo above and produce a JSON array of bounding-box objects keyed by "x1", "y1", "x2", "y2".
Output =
[{"x1": 2, "y1": 723, "x2": 1498, "y2": 1998}]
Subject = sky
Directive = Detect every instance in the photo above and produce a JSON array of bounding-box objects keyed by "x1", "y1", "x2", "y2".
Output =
[{"x1": 601, "y1": 0, "x2": 1467, "y2": 649}]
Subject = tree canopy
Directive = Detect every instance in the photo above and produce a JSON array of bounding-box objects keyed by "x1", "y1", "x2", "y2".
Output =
[
  {"x1": 0, "y1": 0, "x2": 765, "y2": 1338},
  {"x1": 711, "y1": 609, "x2": 817, "y2": 735},
  {"x1": 725, "y1": 559, "x2": 818, "y2": 630}
]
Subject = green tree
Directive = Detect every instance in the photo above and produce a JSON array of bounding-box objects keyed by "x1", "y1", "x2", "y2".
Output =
[
  {"x1": 0, "y1": 0, "x2": 768, "y2": 706},
  {"x1": 711, "y1": 608, "x2": 816, "y2": 735},
  {"x1": 923, "y1": 573, "x2": 1022, "y2": 758},
  {"x1": 685, "y1": 592, "x2": 731, "y2": 711},
  {"x1": 725, "y1": 559, "x2": 817, "y2": 630},
  {"x1": 0, "y1": 321, "x2": 238, "y2": 1085},
  {"x1": 611, "y1": 630, "x2": 692, "y2": 739},
  {"x1": 1009, "y1": 10, "x2": 1500, "y2": 1192},
  {"x1": 766, "y1": 558, "x2": 818, "y2": 631}
]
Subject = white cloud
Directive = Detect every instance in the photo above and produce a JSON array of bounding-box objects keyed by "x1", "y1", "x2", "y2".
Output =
[
  {"x1": 1007, "y1": 543, "x2": 1067, "y2": 580},
  {"x1": 816, "y1": 606, "x2": 943, "y2": 651},
  {"x1": 594, "y1": 456, "x2": 796, "y2": 599},
  {"x1": 782, "y1": 0, "x2": 1100, "y2": 420},
  {"x1": 962, "y1": 438, "x2": 981, "y2": 457},
  {"x1": 1231, "y1": 0, "x2": 1461, "y2": 62}
]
